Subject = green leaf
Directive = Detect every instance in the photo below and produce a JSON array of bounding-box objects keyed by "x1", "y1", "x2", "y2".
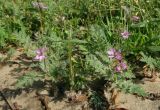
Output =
[
  {"x1": 116, "y1": 80, "x2": 147, "y2": 97},
  {"x1": 86, "y1": 53, "x2": 110, "y2": 76},
  {"x1": 148, "y1": 46, "x2": 160, "y2": 52},
  {"x1": 16, "y1": 72, "x2": 43, "y2": 88},
  {"x1": 52, "y1": 39, "x2": 87, "y2": 44},
  {"x1": 131, "y1": 20, "x2": 148, "y2": 28},
  {"x1": 64, "y1": 39, "x2": 87, "y2": 44},
  {"x1": 140, "y1": 52, "x2": 157, "y2": 69}
]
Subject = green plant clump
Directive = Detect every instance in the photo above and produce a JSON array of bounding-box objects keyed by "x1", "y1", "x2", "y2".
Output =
[{"x1": 0, "y1": 0, "x2": 160, "y2": 97}]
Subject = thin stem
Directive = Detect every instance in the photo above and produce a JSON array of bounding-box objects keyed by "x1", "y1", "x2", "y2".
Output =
[
  {"x1": 44, "y1": 59, "x2": 48, "y2": 73},
  {"x1": 37, "y1": 0, "x2": 44, "y2": 33},
  {"x1": 0, "y1": 91, "x2": 14, "y2": 110},
  {"x1": 68, "y1": 28, "x2": 74, "y2": 89}
]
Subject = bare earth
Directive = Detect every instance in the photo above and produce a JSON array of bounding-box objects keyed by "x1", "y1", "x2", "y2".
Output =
[{"x1": 0, "y1": 52, "x2": 90, "y2": 110}]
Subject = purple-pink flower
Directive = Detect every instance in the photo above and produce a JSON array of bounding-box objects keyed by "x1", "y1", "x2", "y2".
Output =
[
  {"x1": 107, "y1": 48, "x2": 116, "y2": 58},
  {"x1": 115, "y1": 51, "x2": 122, "y2": 60},
  {"x1": 121, "y1": 30, "x2": 130, "y2": 39},
  {"x1": 115, "y1": 65, "x2": 122, "y2": 72},
  {"x1": 115, "y1": 61, "x2": 127, "y2": 73},
  {"x1": 131, "y1": 16, "x2": 140, "y2": 22},
  {"x1": 107, "y1": 48, "x2": 122, "y2": 60},
  {"x1": 120, "y1": 61, "x2": 127, "y2": 70},
  {"x1": 34, "y1": 48, "x2": 47, "y2": 61}
]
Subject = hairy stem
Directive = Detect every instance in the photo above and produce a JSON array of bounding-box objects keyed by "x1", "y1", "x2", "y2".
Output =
[{"x1": 68, "y1": 28, "x2": 74, "y2": 89}]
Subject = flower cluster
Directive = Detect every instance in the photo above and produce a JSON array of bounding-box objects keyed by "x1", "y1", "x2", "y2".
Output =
[
  {"x1": 107, "y1": 48, "x2": 127, "y2": 73},
  {"x1": 115, "y1": 61, "x2": 127, "y2": 72},
  {"x1": 34, "y1": 47, "x2": 47, "y2": 61},
  {"x1": 107, "y1": 48, "x2": 122, "y2": 60}
]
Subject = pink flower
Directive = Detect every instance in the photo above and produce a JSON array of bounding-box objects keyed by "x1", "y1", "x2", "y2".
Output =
[
  {"x1": 115, "y1": 65, "x2": 122, "y2": 72},
  {"x1": 34, "y1": 48, "x2": 47, "y2": 61},
  {"x1": 107, "y1": 48, "x2": 122, "y2": 60},
  {"x1": 115, "y1": 51, "x2": 122, "y2": 60},
  {"x1": 115, "y1": 62, "x2": 127, "y2": 73},
  {"x1": 131, "y1": 16, "x2": 140, "y2": 22},
  {"x1": 107, "y1": 48, "x2": 116, "y2": 58},
  {"x1": 120, "y1": 61, "x2": 127, "y2": 70},
  {"x1": 121, "y1": 31, "x2": 130, "y2": 39}
]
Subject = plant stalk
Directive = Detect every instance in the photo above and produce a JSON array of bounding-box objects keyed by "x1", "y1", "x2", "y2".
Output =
[
  {"x1": 68, "y1": 28, "x2": 74, "y2": 89},
  {"x1": 0, "y1": 91, "x2": 14, "y2": 110}
]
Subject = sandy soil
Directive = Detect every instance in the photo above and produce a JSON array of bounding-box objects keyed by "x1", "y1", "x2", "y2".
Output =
[
  {"x1": 104, "y1": 81, "x2": 160, "y2": 110},
  {"x1": 0, "y1": 52, "x2": 90, "y2": 110}
]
